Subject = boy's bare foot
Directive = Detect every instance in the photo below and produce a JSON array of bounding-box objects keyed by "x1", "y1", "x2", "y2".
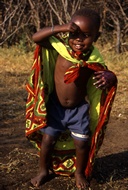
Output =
[
  {"x1": 31, "y1": 171, "x2": 48, "y2": 187},
  {"x1": 75, "y1": 173, "x2": 89, "y2": 189}
]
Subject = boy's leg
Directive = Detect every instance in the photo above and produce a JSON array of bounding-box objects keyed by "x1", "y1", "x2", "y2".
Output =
[
  {"x1": 31, "y1": 133, "x2": 56, "y2": 187},
  {"x1": 73, "y1": 138, "x2": 90, "y2": 189}
]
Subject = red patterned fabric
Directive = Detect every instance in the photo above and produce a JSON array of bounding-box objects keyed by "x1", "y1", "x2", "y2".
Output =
[{"x1": 64, "y1": 62, "x2": 106, "y2": 84}]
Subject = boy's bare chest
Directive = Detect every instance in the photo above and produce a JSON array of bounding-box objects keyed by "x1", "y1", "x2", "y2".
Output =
[
  {"x1": 56, "y1": 55, "x2": 73, "y2": 71},
  {"x1": 55, "y1": 55, "x2": 93, "y2": 82},
  {"x1": 54, "y1": 55, "x2": 93, "y2": 107}
]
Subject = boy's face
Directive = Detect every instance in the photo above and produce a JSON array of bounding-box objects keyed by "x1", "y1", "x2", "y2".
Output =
[{"x1": 68, "y1": 16, "x2": 100, "y2": 53}]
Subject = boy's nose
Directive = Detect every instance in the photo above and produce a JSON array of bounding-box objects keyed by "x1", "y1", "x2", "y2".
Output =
[
  {"x1": 76, "y1": 36, "x2": 83, "y2": 41},
  {"x1": 76, "y1": 38, "x2": 83, "y2": 42},
  {"x1": 76, "y1": 33, "x2": 84, "y2": 41}
]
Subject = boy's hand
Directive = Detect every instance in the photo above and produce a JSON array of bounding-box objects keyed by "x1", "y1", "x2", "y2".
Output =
[
  {"x1": 68, "y1": 22, "x2": 80, "y2": 32},
  {"x1": 93, "y1": 70, "x2": 117, "y2": 90},
  {"x1": 64, "y1": 22, "x2": 80, "y2": 33}
]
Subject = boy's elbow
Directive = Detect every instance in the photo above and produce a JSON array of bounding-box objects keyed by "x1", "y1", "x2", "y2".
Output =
[
  {"x1": 115, "y1": 75, "x2": 118, "y2": 85},
  {"x1": 32, "y1": 33, "x2": 38, "y2": 43},
  {"x1": 112, "y1": 73, "x2": 118, "y2": 87}
]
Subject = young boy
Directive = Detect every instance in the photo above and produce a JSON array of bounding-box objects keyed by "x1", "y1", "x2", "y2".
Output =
[{"x1": 29, "y1": 8, "x2": 117, "y2": 189}]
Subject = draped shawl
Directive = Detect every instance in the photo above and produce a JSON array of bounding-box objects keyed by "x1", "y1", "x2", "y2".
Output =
[{"x1": 25, "y1": 36, "x2": 117, "y2": 178}]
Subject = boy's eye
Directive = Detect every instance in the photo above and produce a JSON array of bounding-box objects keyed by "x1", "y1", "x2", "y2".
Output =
[
  {"x1": 70, "y1": 31, "x2": 83, "y2": 38},
  {"x1": 70, "y1": 31, "x2": 78, "y2": 36},
  {"x1": 69, "y1": 31, "x2": 90, "y2": 38},
  {"x1": 83, "y1": 33, "x2": 90, "y2": 38}
]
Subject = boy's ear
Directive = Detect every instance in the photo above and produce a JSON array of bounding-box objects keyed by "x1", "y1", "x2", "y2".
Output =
[{"x1": 94, "y1": 32, "x2": 101, "y2": 42}]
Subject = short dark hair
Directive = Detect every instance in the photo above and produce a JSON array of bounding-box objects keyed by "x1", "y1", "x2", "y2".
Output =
[{"x1": 72, "y1": 8, "x2": 101, "y2": 31}]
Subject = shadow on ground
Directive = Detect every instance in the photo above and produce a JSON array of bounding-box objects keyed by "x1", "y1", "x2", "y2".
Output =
[{"x1": 92, "y1": 151, "x2": 128, "y2": 183}]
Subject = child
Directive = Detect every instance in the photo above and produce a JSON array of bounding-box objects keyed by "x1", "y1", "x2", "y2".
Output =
[{"x1": 27, "y1": 8, "x2": 117, "y2": 189}]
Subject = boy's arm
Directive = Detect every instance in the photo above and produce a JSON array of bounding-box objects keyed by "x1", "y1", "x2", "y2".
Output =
[
  {"x1": 32, "y1": 25, "x2": 64, "y2": 48},
  {"x1": 32, "y1": 22, "x2": 80, "y2": 48}
]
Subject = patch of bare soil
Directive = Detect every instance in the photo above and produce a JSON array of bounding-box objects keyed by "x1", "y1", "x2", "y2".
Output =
[{"x1": 0, "y1": 65, "x2": 128, "y2": 190}]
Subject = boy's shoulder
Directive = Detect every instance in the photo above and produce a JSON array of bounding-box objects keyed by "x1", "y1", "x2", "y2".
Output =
[{"x1": 87, "y1": 46, "x2": 105, "y2": 65}]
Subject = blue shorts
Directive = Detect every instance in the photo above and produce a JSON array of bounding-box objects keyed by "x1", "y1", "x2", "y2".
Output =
[{"x1": 40, "y1": 92, "x2": 90, "y2": 141}]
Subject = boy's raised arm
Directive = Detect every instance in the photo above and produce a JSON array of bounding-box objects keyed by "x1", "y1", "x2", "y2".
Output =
[{"x1": 32, "y1": 22, "x2": 80, "y2": 48}]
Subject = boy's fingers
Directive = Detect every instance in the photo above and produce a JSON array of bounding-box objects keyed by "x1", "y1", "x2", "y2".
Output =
[
  {"x1": 93, "y1": 74, "x2": 104, "y2": 80},
  {"x1": 93, "y1": 78, "x2": 105, "y2": 85},
  {"x1": 93, "y1": 78, "x2": 106, "y2": 89}
]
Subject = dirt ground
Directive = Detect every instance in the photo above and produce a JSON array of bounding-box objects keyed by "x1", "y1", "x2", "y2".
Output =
[{"x1": 0, "y1": 55, "x2": 128, "y2": 190}]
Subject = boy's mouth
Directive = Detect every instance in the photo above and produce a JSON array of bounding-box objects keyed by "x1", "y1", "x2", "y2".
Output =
[{"x1": 74, "y1": 44, "x2": 84, "y2": 50}]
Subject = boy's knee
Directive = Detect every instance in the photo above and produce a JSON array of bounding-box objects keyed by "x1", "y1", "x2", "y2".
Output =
[
  {"x1": 74, "y1": 139, "x2": 89, "y2": 150},
  {"x1": 42, "y1": 134, "x2": 56, "y2": 147}
]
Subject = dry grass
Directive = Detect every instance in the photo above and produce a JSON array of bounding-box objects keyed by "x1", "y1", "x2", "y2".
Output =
[
  {"x1": 0, "y1": 46, "x2": 33, "y2": 74},
  {"x1": 0, "y1": 45, "x2": 128, "y2": 190}
]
